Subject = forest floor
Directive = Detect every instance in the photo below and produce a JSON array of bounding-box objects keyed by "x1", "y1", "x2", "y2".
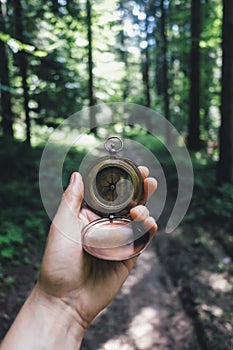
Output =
[
  {"x1": 81, "y1": 237, "x2": 201, "y2": 350},
  {"x1": 0, "y1": 140, "x2": 233, "y2": 349},
  {"x1": 0, "y1": 229, "x2": 202, "y2": 350},
  {"x1": 1, "y1": 221, "x2": 232, "y2": 349}
]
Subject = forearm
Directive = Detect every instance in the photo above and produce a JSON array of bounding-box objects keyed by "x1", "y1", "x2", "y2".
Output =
[{"x1": 0, "y1": 284, "x2": 86, "y2": 350}]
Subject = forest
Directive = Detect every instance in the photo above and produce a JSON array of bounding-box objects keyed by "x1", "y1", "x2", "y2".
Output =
[{"x1": 0, "y1": 0, "x2": 233, "y2": 349}]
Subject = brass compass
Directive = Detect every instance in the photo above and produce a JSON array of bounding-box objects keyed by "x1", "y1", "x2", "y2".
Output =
[{"x1": 81, "y1": 136, "x2": 151, "y2": 261}]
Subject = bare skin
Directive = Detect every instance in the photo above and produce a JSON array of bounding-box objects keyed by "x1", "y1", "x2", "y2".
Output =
[{"x1": 0, "y1": 168, "x2": 157, "y2": 350}]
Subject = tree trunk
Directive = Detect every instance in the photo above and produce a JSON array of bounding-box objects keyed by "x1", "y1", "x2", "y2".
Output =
[
  {"x1": 14, "y1": 0, "x2": 31, "y2": 145},
  {"x1": 51, "y1": 0, "x2": 59, "y2": 15},
  {"x1": 161, "y1": 0, "x2": 169, "y2": 120},
  {"x1": 141, "y1": 45, "x2": 154, "y2": 133},
  {"x1": 86, "y1": 0, "x2": 97, "y2": 134},
  {"x1": 187, "y1": 0, "x2": 202, "y2": 150},
  {"x1": 119, "y1": 29, "x2": 129, "y2": 100},
  {"x1": 217, "y1": 0, "x2": 233, "y2": 184},
  {"x1": 141, "y1": 18, "x2": 151, "y2": 109},
  {"x1": 161, "y1": 0, "x2": 170, "y2": 144},
  {"x1": 0, "y1": 3, "x2": 14, "y2": 138},
  {"x1": 21, "y1": 59, "x2": 31, "y2": 145}
]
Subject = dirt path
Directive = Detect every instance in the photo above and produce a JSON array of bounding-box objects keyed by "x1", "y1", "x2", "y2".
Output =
[
  {"x1": 1, "y1": 233, "x2": 202, "y2": 350},
  {"x1": 81, "y1": 237, "x2": 201, "y2": 350},
  {"x1": 81, "y1": 144, "x2": 201, "y2": 349}
]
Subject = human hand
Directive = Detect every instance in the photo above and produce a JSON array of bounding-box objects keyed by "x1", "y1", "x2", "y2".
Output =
[
  {"x1": 37, "y1": 168, "x2": 157, "y2": 331},
  {"x1": 0, "y1": 168, "x2": 157, "y2": 350}
]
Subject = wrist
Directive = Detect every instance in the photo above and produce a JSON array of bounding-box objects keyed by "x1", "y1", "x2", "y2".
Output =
[
  {"x1": 31, "y1": 283, "x2": 87, "y2": 345},
  {"x1": 1, "y1": 284, "x2": 87, "y2": 350}
]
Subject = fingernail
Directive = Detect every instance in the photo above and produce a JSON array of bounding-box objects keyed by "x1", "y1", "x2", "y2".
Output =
[
  {"x1": 131, "y1": 205, "x2": 146, "y2": 221},
  {"x1": 71, "y1": 172, "x2": 83, "y2": 197},
  {"x1": 69, "y1": 172, "x2": 76, "y2": 184},
  {"x1": 133, "y1": 206, "x2": 143, "y2": 216},
  {"x1": 69, "y1": 172, "x2": 81, "y2": 186}
]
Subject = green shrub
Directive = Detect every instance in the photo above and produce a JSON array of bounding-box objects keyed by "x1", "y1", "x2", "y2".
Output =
[{"x1": 0, "y1": 222, "x2": 24, "y2": 259}]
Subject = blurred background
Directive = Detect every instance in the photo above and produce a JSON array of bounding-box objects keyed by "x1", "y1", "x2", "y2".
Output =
[{"x1": 0, "y1": 0, "x2": 232, "y2": 349}]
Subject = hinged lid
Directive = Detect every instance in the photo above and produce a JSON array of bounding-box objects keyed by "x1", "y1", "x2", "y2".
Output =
[{"x1": 82, "y1": 217, "x2": 151, "y2": 261}]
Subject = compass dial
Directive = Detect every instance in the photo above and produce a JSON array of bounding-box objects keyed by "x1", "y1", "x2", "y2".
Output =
[
  {"x1": 96, "y1": 166, "x2": 133, "y2": 204},
  {"x1": 83, "y1": 156, "x2": 144, "y2": 216}
]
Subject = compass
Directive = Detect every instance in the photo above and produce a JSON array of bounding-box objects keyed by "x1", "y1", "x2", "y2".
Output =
[{"x1": 81, "y1": 136, "x2": 151, "y2": 261}]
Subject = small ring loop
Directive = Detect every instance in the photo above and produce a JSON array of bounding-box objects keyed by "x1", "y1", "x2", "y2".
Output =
[{"x1": 104, "y1": 136, "x2": 123, "y2": 154}]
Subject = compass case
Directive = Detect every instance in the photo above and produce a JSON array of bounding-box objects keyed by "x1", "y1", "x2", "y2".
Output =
[
  {"x1": 80, "y1": 136, "x2": 152, "y2": 261},
  {"x1": 83, "y1": 156, "x2": 145, "y2": 217}
]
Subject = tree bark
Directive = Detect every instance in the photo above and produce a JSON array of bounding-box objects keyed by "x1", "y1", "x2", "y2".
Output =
[
  {"x1": 51, "y1": 0, "x2": 59, "y2": 15},
  {"x1": 14, "y1": 0, "x2": 31, "y2": 145},
  {"x1": 86, "y1": 0, "x2": 97, "y2": 133},
  {"x1": 217, "y1": 0, "x2": 233, "y2": 184},
  {"x1": 187, "y1": 0, "x2": 202, "y2": 150},
  {"x1": 118, "y1": 29, "x2": 129, "y2": 101},
  {"x1": 161, "y1": 0, "x2": 169, "y2": 121},
  {"x1": 0, "y1": 3, "x2": 14, "y2": 138},
  {"x1": 141, "y1": 16, "x2": 151, "y2": 109},
  {"x1": 161, "y1": 0, "x2": 171, "y2": 145}
]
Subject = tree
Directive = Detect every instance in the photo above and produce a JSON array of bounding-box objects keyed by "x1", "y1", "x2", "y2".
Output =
[
  {"x1": 86, "y1": 0, "x2": 97, "y2": 133},
  {"x1": 0, "y1": 0, "x2": 225, "y2": 146},
  {"x1": 0, "y1": 1, "x2": 14, "y2": 138},
  {"x1": 51, "y1": 0, "x2": 59, "y2": 15},
  {"x1": 160, "y1": 0, "x2": 171, "y2": 144},
  {"x1": 187, "y1": 0, "x2": 202, "y2": 150},
  {"x1": 217, "y1": 0, "x2": 233, "y2": 184},
  {"x1": 141, "y1": 38, "x2": 151, "y2": 108},
  {"x1": 13, "y1": 0, "x2": 31, "y2": 145},
  {"x1": 116, "y1": 26, "x2": 130, "y2": 100}
]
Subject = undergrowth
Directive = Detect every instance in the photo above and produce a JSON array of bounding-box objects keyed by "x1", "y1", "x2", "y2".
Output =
[{"x1": 0, "y1": 134, "x2": 232, "y2": 268}]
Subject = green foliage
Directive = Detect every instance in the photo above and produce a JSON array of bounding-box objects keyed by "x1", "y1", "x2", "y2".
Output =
[
  {"x1": 0, "y1": 31, "x2": 47, "y2": 57},
  {"x1": 4, "y1": 276, "x2": 15, "y2": 285},
  {"x1": 0, "y1": 223, "x2": 24, "y2": 245},
  {"x1": 185, "y1": 156, "x2": 233, "y2": 226},
  {"x1": 0, "y1": 0, "x2": 224, "y2": 151},
  {"x1": 0, "y1": 140, "x2": 48, "y2": 264},
  {"x1": 208, "y1": 183, "x2": 233, "y2": 220},
  {"x1": 0, "y1": 132, "x2": 230, "y2": 268},
  {"x1": 62, "y1": 146, "x2": 86, "y2": 188},
  {"x1": 0, "y1": 222, "x2": 24, "y2": 259},
  {"x1": 0, "y1": 139, "x2": 87, "y2": 266}
]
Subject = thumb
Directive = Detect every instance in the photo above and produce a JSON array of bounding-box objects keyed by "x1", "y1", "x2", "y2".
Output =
[
  {"x1": 62, "y1": 172, "x2": 84, "y2": 214},
  {"x1": 51, "y1": 172, "x2": 84, "y2": 241}
]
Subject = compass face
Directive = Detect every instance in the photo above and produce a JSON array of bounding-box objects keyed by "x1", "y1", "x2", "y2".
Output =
[
  {"x1": 83, "y1": 156, "x2": 144, "y2": 216},
  {"x1": 96, "y1": 166, "x2": 133, "y2": 205}
]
